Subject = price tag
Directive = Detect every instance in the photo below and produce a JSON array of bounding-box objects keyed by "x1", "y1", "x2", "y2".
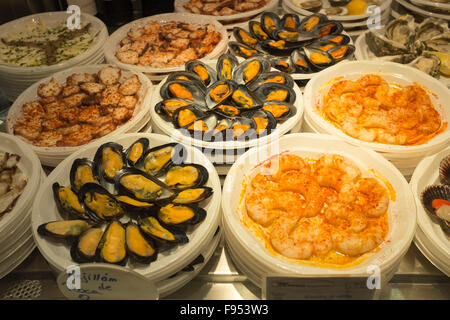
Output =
[
  {"x1": 57, "y1": 263, "x2": 158, "y2": 300},
  {"x1": 263, "y1": 274, "x2": 379, "y2": 300}
]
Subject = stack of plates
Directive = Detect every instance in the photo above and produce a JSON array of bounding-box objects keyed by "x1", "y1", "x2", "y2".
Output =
[
  {"x1": 103, "y1": 13, "x2": 229, "y2": 82},
  {"x1": 174, "y1": 0, "x2": 280, "y2": 30},
  {"x1": 392, "y1": 0, "x2": 450, "y2": 21},
  {"x1": 410, "y1": 147, "x2": 450, "y2": 277},
  {"x1": 149, "y1": 60, "x2": 305, "y2": 176},
  {"x1": 222, "y1": 133, "x2": 416, "y2": 288},
  {"x1": 0, "y1": 133, "x2": 44, "y2": 279},
  {"x1": 32, "y1": 133, "x2": 223, "y2": 298},
  {"x1": 0, "y1": 12, "x2": 108, "y2": 102},
  {"x1": 6, "y1": 64, "x2": 154, "y2": 167},
  {"x1": 303, "y1": 60, "x2": 450, "y2": 178},
  {"x1": 282, "y1": 0, "x2": 392, "y2": 37}
]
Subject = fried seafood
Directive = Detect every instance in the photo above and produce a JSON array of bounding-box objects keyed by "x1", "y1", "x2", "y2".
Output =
[
  {"x1": 13, "y1": 67, "x2": 142, "y2": 147},
  {"x1": 115, "y1": 21, "x2": 222, "y2": 68},
  {"x1": 183, "y1": 0, "x2": 269, "y2": 16},
  {"x1": 243, "y1": 153, "x2": 390, "y2": 264},
  {"x1": 319, "y1": 74, "x2": 444, "y2": 145}
]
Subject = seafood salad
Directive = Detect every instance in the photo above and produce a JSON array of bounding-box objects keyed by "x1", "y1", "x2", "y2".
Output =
[
  {"x1": 0, "y1": 20, "x2": 94, "y2": 67},
  {"x1": 242, "y1": 153, "x2": 390, "y2": 266},
  {"x1": 318, "y1": 74, "x2": 445, "y2": 145},
  {"x1": 12, "y1": 66, "x2": 143, "y2": 147},
  {"x1": 0, "y1": 152, "x2": 27, "y2": 217},
  {"x1": 37, "y1": 138, "x2": 212, "y2": 266},
  {"x1": 115, "y1": 20, "x2": 222, "y2": 69},
  {"x1": 183, "y1": 0, "x2": 269, "y2": 16}
]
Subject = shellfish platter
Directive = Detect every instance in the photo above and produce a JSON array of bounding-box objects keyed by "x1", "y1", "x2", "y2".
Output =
[
  {"x1": 354, "y1": 14, "x2": 450, "y2": 87},
  {"x1": 32, "y1": 133, "x2": 222, "y2": 283},
  {"x1": 228, "y1": 11, "x2": 356, "y2": 80}
]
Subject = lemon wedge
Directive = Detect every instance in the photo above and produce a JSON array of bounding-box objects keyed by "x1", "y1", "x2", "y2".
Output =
[{"x1": 346, "y1": 0, "x2": 368, "y2": 15}]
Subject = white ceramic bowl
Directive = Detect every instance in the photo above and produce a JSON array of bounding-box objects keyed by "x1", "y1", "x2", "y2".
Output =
[
  {"x1": 32, "y1": 133, "x2": 222, "y2": 282},
  {"x1": 222, "y1": 133, "x2": 416, "y2": 284},
  {"x1": 6, "y1": 64, "x2": 154, "y2": 167},
  {"x1": 103, "y1": 13, "x2": 229, "y2": 75}
]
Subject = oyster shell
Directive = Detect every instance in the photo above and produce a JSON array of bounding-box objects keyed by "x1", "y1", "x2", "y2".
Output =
[
  {"x1": 365, "y1": 30, "x2": 409, "y2": 57},
  {"x1": 385, "y1": 15, "x2": 416, "y2": 48},
  {"x1": 415, "y1": 18, "x2": 449, "y2": 43},
  {"x1": 408, "y1": 53, "x2": 441, "y2": 78}
]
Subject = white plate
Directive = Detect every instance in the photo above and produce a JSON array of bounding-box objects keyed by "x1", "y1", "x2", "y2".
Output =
[
  {"x1": 304, "y1": 60, "x2": 450, "y2": 155},
  {"x1": 32, "y1": 133, "x2": 222, "y2": 282},
  {"x1": 0, "y1": 234, "x2": 35, "y2": 280},
  {"x1": 414, "y1": 226, "x2": 450, "y2": 276},
  {"x1": 222, "y1": 133, "x2": 416, "y2": 278},
  {"x1": 103, "y1": 13, "x2": 229, "y2": 74},
  {"x1": 396, "y1": 0, "x2": 450, "y2": 20},
  {"x1": 354, "y1": 31, "x2": 450, "y2": 88},
  {"x1": 6, "y1": 64, "x2": 154, "y2": 166},
  {"x1": 410, "y1": 0, "x2": 450, "y2": 10},
  {"x1": 174, "y1": 0, "x2": 279, "y2": 22}
]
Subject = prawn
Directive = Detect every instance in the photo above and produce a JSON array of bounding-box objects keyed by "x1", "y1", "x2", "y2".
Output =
[
  {"x1": 314, "y1": 154, "x2": 361, "y2": 191},
  {"x1": 266, "y1": 153, "x2": 311, "y2": 179},
  {"x1": 332, "y1": 221, "x2": 385, "y2": 256},
  {"x1": 341, "y1": 118, "x2": 377, "y2": 142}
]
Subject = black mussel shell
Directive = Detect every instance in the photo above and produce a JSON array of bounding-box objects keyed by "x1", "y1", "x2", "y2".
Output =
[
  {"x1": 126, "y1": 223, "x2": 158, "y2": 264},
  {"x1": 271, "y1": 57, "x2": 294, "y2": 73},
  {"x1": 253, "y1": 83, "x2": 296, "y2": 104},
  {"x1": 228, "y1": 41, "x2": 262, "y2": 59},
  {"x1": 78, "y1": 183, "x2": 124, "y2": 222},
  {"x1": 125, "y1": 137, "x2": 149, "y2": 167},
  {"x1": 38, "y1": 219, "x2": 90, "y2": 240},
  {"x1": 154, "y1": 98, "x2": 194, "y2": 119},
  {"x1": 281, "y1": 13, "x2": 301, "y2": 31},
  {"x1": 212, "y1": 100, "x2": 241, "y2": 118},
  {"x1": 182, "y1": 113, "x2": 218, "y2": 142},
  {"x1": 96, "y1": 221, "x2": 128, "y2": 265},
  {"x1": 247, "y1": 71, "x2": 294, "y2": 92},
  {"x1": 172, "y1": 105, "x2": 208, "y2": 129},
  {"x1": 216, "y1": 53, "x2": 239, "y2": 81},
  {"x1": 185, "y1": 60, "x2": 217, "y2": 87},
  {"x1": 231, "y1": 84, "x2": 261, "y2": 110},
  {"x1": 166, "y1": 71, "x2": 205, "y2": 89},
  {"x1": 290, "y1": 49, "x2": 314, "y2": 73},
  {"x1": 233, "y1": 57, "x2": 271, "y2": 85},
  {"x1": 315, "y1": 21, "x2": 344, "y2": 39},
  {"x1": 164, "y1": 163, "x2": 209, "y2": 190},
  {"x1": 139, "y1": 216, "x2": 188, "y2": 244},
  {"x1": 273, "y1": 29, "x2": 316, "y2": 46},
  {"x1": 233, "y1": 27, "x2": 259, "y2": 48},
  {"x1": 116, "y1": 195, "x2": 158, "y2": 215},
  {"x1": 93, "y1": 142, "x2": 126, "y2": 183},
  {"x1": 308, "y1": 39, "x2": 339, "y2": 52},
  {"x1": 260, "y1": 39, "x2": 298, "y2": 56},
  {"x1": 304, "y1": 47, "x2": 335, "y2": 70},
  {"x1": 70, "y1": 227, "x2": 104, "y2": 263},
  {"x1": 160, "y1": 79, "x2": 206, "y2": 106},
  {"x1": 299, "y1": 13, "x2": 328, "y2": 34},
  {"x1": 70, "y1": 158, "x2": 98, "y2": 193},
  {"x1": 439, "y1": 155, "x2": 450, "y2": 186},
  {"x1": 327, "y1": 44, "x2": 355, "y2": 61},
  {"x1": 241, "y1": 109, "x2": 277, "y2": 136},
  {"x1": 249, "y1": 21, "x2": 270, "y2": 42},
  {"x1": 205, "y1": 80, "x2": 238, "y2": 108},
  {"x1": 230, "y1": 117, "x2": 257, "y2": 140},
  {"x1": 261, "y1": 100, "x2": 295, "y2": 120},
  {"x1": 114, "y1": 167, "x2": 175, "y2": 203},
  {"x1": 172, "y1": 186, "x2": 214, "y2": 205},
  {"x1": 137, "y1": 142, "x2": 187, "y2": 177},
  {"x1": 52, "y1": 182, "x2": 87, "y2": 220},
  {"x1": 157, "y1": 203, "x2": 207, "y2": 226},
  {"x1": 320, "y1": 34, "x2": 351, "y2": 45},
  {"x1": 210, "y1": 118, "x2": 234, "y2": 140},
  {"x1": 261, "y1": 12, "x2": 281, "y2": 35}
]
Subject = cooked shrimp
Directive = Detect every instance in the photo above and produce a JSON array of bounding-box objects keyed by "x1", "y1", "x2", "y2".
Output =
[
  {"x1": 325, "y1": 202, "x2": 368, "y2": 232},
  {"x1": 250, "y1": 173, "x2": 279, "y2": 191},
  {"x1": 332, "y1": 221, "x2": 385, "y2": 256},
  {"x1": 375, "y1": 84, "x2": 408, "y2": 109},
  {"x1": 314, "y1": 154, "x2": 361, "y2": 191},
  {"x1": 327, "y1": 80, "x2": 362, "y2": 97},
  {"x1": 341, "y1": 118, "x2": 377, "y2": 142},
  {"x1": 358, "y1": 74, "x2": 386, "y2": 87},
  {"x1": 353, "y1": 178, "x2": 389, "y2": 218},
  {"x1": 267, "y1": 153, "x2": 311, "y2": 179}
]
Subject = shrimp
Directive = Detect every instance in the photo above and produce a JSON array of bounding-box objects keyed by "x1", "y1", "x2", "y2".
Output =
[
  {"x1": 327, "y1": 80, "x2": 362, "y2": 97},
  {"x1": 332, "y1": 221, "x2": 385, "y2": 256},
  {"x1": 314, "y1": 154, "x2": 361, "y2": 191},
  {"x1": 325, "y1": 202, "x2": 368, "y2": 232},
  {"x1": 250, "y1": 173, "x2": 279, "y2": 191},
  {"x1": 267, "y1": 153, "x2": 311, "y2": 179},
  {"x1": 358, "y1": 74, "x2": 386, "y2": 87},
  {"x1": 353, "y1": 178, "x2": 390, "y2": 218},
  {"x1": 375, "y1": 84, "x2": 408, "y2": 109},
  {"x1": 341, "y1": 118, "x2": 377, "y2": 142}
]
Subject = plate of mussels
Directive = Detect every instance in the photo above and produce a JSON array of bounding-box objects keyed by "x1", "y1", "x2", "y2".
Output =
[
  {"x1": 31, "y1": 133, "x2": 222, "y2": 282},
  {"x1": 150, "y1": 54, "x2": 304, "y2": 152},
  {"x1": 228, "y1": 11, "x2": 355, "y2": 80}
]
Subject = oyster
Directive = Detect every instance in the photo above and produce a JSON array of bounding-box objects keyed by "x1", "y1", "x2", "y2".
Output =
[
  {"x1": 415, "y1": 18, "x2": 449, "y2": 43},
  {"x1": 385, "y1": 15, "x2": 416, "y2": 48},
  {"x1": 365, "y1": 30, "x2": 409, "y2": 57},
  {"x1": 216, "y1": 53, "x2": 239, "y2": 81},
  {"x1": 93, "y1": 142, "x2": 125, "y2": 182},
  {"x1": 78, "y1": 183, "x2": 124, "y2": 222},
  {"x1": 164, "y1": 163, "x2": 209, "y2": 190},
  {"x1": 52, "y1": 182, "x2": 86, "y2": 220},
  {"x1": 70, "y1": 158, "x2": 98, "y2": 192},
  {"x1": 139, "y1": 216, "x2": 188, "y2": 244},
  {"x1": 125, "y1": 137, "x2": 149, "y2": 167},
  {"x1": 139, "y1": 143, "x2": 187, "y2": 177},
  {"x1": 157, "y1": 203, "x2": 206, "y2": 226},
  {"x1": 421, "y1": 32, "x2": 450, "y2": 54},
  {"x1": 299, "y1": 0, "x2": 323, "y2": 12},
  {"x1": 172, "y1": 186, "x2": 213, "y2": 204},
  {"x1": 424, "y1": 51, "x2": 450, "y2": 76},
  {"x1": 185, "y1": 60, "x2": 217, "y2": 87},
  {"x1": 126, "y1": 223, "x2": 157, "y2": 264},
  {"x1": 439, "y1": 154, "x2": 450, "y2": 186},
  {"x1": 96, "y1": 221, "x2": 127, "y2": 265},
  {"x1": 37, "y1": 219, "x2": 89, "y2": 239},
  {"x1": 70, "y1": 227, "x2": 103, "y2": 263},
  {"x1": 408, "y1": 53, "x2": 441, "y2": 78}
]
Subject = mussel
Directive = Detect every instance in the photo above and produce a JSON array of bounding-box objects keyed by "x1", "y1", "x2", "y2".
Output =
[
  {"x1": 242, "y1": 110, "x2": 277, "y2": 136},
  {"x1": 212, "y1": 102, "x2": 241, "y2": 118},
  {"x1": 70, "y1": 158, "x2": 98, "y2": 193},
  {"x1": 270, "y1": 57, "x2": 294, "y2": 73},
  {"x1": 211, "y1": 118, "x2": 234, "y2": 139},
  {"x1": 231, "y1": 85, "x2": 261, "y2": 110},
  {"x1": 233, "y1": 57, "x2": 271, "y2": 85},
  {"x1": 420, "y1": 184, "x2": 450, "y2": 235},
  {"x1": 70, "y1": 227, "x2": 104, "y2": 263},
  {"x1": 249, "y1": 21, "x2": 270, "y2": 41},
  {"x1": 260, "y1": 39, "x2": 298, "y2": 56},
  {"x1": 299, "y1": 13, "x2": 328, "y2": 34},
  {"x1": 172, "y1": 105, "x2": 207, "y2": 129},
  {"x1": 273, "y1": 29, "x2": 316, "y2": 46},
  {"x1": 261, "y1": 100, "x2": 295, "y2": 120},
  {"x1": 185, "y1": 60, "x2": 217, "y2": 87},
  {"x1": 230, "y1": 117, "x2": 257, "y2": 140},
  {"x1": 261, "y1": 12, "x2": 281, "y2": 36},
  {"x1": 328, "y1": 44, "x2": 355, "y2": 61},
  {"x1": 290, "y1": 49, "x2": 314, "y2": 73},
  {"x1": 315, "y1": 21, "x2": 344, "y2": 38},
  {"x1": 205, "y1": 80, "x2": 238, "y2": 108},
  {"x1": 154, "y1": 98, "x2": 193, "y2": 119},
  {"x1": 281, "y1": 13, "x2": 301, "y2": 31},
  {"x1": 157, "y1": 203, "x2": 206, "y2": 226},
  {"x1": 116, "y1": 194, "x2": 157, "y2": 215},
  {"x1": 125, "y1": 138, "x2": 149, "y2": 167},
  {"x1": 247, "y1": 71, "x2": 294, "y2": 92},
  {"x1": 172, "y1": 186, "x2": 213, "y2": 205},
  {"x1": 233, "y1": 27, "x2": 259, "y2": 48},
  {"x1": 126, "y1": 223, "x2": 157, "y2": 264},
  {"x1": 37, "y1": 219, "x2": 90, "y2": 240},
  {"x1": 253, "y1": 83, "x2": 296, "y2": 104},
  {"x1": 52, "y1": 182, "x2": 87, "y2": 220},
  {"x1": 303, "y1": 47, "x2": 335, "y2": 70},
  {"x1": 78, "y1": 183, "x2": 124, "y2": 222},
  {"x1": 166, "y1": 71, "x2": 205, "y2": 89},
  {"x1": 138, "y1": 143, "x2": 187, "y2": 177},
  {"x1": 320, "y1": 34, "x2": 351, "y2": 45},
  {"x1": 228, "y1": 41, "x2": 262, "y2": 59},
  {"x1": 440, "y1": 155, "x2": 450, "y2": 186},
  {"x1": 160, "y1": 80, "x2": 205, "y2": 105},
  {"x1": 96, "y1": 221, "x2": 128, "y2": 265},
  {"x1": 93, "y1": 142, "x2": 126, "y2": 183},
  {"x1": 216, "y1": 53, "x2": 239, "y2": 81},
  {"x1": 139, "y1": 216, "x2": 188, "y2": 244},
  {"x1": 164, "y1": 163, "x2": 209, "y2": 190},
  {"x1": 183, "y1": 113, "x2": 218, "y2": 141}
]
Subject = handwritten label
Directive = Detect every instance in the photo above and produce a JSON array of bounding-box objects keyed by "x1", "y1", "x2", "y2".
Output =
[{"x1": 57, "y1": 264, "x2": 158, "y2": 300}]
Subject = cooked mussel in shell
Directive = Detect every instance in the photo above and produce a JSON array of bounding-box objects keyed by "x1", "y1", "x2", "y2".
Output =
[
  {"x1": 70, "y1": 158, "x2": 98, "y2": 193},
  {"x1": 230, "y1": 117, "x2": 257, "y2": 140},
  {"x1": 96, "y1": 221, "x2": 127, "y2": 265},
  {"x1": 172, "y1": 187, "x2": 213, "y2": 205},
  {"x1": 53, "y1": 182, "x2": 86, "y2": 219},
  {"x1": 228, "y1": 41, "x2": 262, "y2": 59},
  {"x1": 139, "y1": 216, "x2": 188, "y2": 244},
  {"x1": 166, "y1": 71, "x2": 205, "y2": 89},
  {"x1": 158, "y1": 203, "x2": 206, "y2": 226},
  {"x1": 186, "y1": 60, "x2": 217, "y2": 87},
  {"x1": 243, "y1": 109, "x2": 277, "y2": 136},
  {"x1": 281, "y1": 13, "x2": 301, "y2": 31},
  {"x1": 160, "y1": 80, "x2": 205, "y2": 105},
  {"x1": 290, "y1": 49, "x2": 314, "y2": 73},
  {"x1": 249, "y1": 21, "x2": 270, "y2": 41},
  {"x1": 233, "y1": 57, "x2": 271, "y2": 85},
  {"x1": 247, "y1": 71, "x2": 294, "y2": 92},
  {"x1": 126, "y1": 223, "x2": 157, "y2": 264},
  {"x1": 261, "y1": 100, "x2": 295, "y2": 120},
  {"x1": 231, "y1": 85, "x2": 261, "y2": 110},
  {"x1": 320, "y1": 34, "x2": 351, "y2": 45},
  {"x1": 125, "y1": 137, "x2": 149, "y2": 167},
  {"x1": 164, "y1": 163, "x2": 209, "y2": 190},
  {"x1": 216, "y1": 53, "x2": 239, "y2": 81},
  {"x1": 205, "y1": 80, "x2": 237, "y2": 107},
  {"x1": 139, "y1": 143, "x2": 187, "y2": 177},
  {"x1": 253, "y1": 83, "x2": 296, "y2": 104},
  {"x1": 93, "y1": 142, "x2": 126, "y2": 182},
  {"x1": 316, "y1": 21, "x2": 344, "y2": 38},
  {"x1": 261, "y1": 12, "x2": 281, "y2": 35},
  {"x1": 303, "y1": 47, "x2": 335, "y2": 70},
  {"x1": 172, "y1": 105, "x2": 207, "y2": 129},
  {"x1": 116, "y1": 195, "x2": 157, "y2": 215},
  {"x1": 260, "y1": 39, "x2": 298, "y2": 56},
  {"x1": 299, "y1": 13, "x2": 327, "y2": 34},
  {"x1": 270, "y1": 57, "x2": 293, "y2": 73},
  {"x1": 233, "y1": 27, "x2": 259, "y2": 48},
  {"x1": 328, "y1": 44, "x2": 355, "y2": 61},
  {"x1": 154, "y1": 98, "x2": 193, "y2": 118},
  {"x1": 213, "y1": 102, "x2": 241, "y2": 118},
  {"x1": 38, "y1": 219, "x2": 90, "y2": 239},
  {"x1": 70, "y1": 227, "x2": 103, "y2": 263},
  {"x1": 78, "y1": 183, "x2": 124, "y2": 222}
]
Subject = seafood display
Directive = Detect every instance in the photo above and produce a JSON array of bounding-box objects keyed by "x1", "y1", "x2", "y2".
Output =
[
  {"x1": 289, "y1": 0, "x2": 381, "y2": 16},
  {"x1": 12, "y1": 66, "x2": 143, "y2": 147},
  {"x1": 0, "y1": 20, "x2": 95, "y2": 67},
  {"x1": 37, "y1": 138, "x2": 212, "y2": 266},
  {"x1": 154, "y1": 54, "x2": 297, "y2": 141},
  {"x1": 241, "y1": 153, "x2": 390, "y2": 264},
  {"x1": 182, "y1": 0, "x2": 269, "y2": 16},
  {"x1": 420, "y1": 154, "x2": 450, "y2": 235},
  {"x1": 365, "y1": 14, "x2": 450, "y2": 79},
  {"x1": 115, "y1": 20, "x2": 222, "y2": 69},
  {"x1": 318, "y1": 74, "x2": 445, "y2": 145},
  {"x1": 230, "y1": 12, "x2": 354, "y2": 76},
  {"x1": 0, "y1": 152, "x2": 27, "y2": 217}
]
